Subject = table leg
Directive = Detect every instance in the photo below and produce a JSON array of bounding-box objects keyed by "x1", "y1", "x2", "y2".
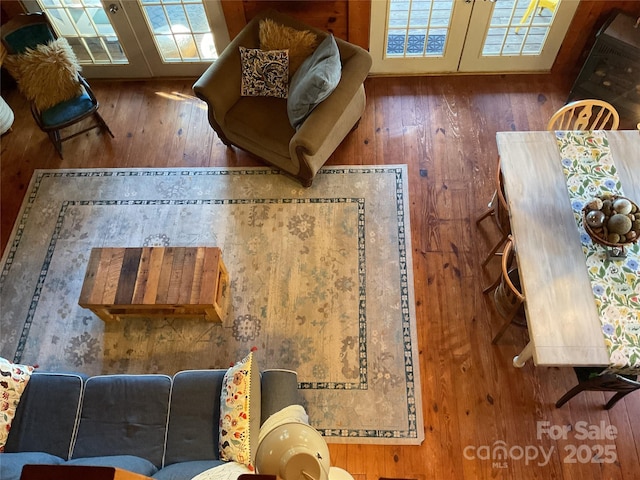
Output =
[
  {"x1": 92, "y1": 307, "x2": 116, "y2": 322},
  {"x1": 513, "y1": 341, "x2": 533, "y2": 368},
  {"x1": 204, "y1": 306, "x2": 223, "y2": 323}
]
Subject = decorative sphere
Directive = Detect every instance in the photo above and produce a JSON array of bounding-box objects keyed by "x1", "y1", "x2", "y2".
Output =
[
  {"x1": 585, "y1": 210, "x2": 605, "y2": 228},
  {"x1": 608, "y1": 214, "x2": 632, "y2": 235},
  {"x1": 608, "y1": 233, "x2": 621, "y2": 243},
  {"x1": 613, "y1": 198, "x2": 632, "y2": 215},
  {"x1": 586, "y1": 198, "x2": 604, "y2": 211}
]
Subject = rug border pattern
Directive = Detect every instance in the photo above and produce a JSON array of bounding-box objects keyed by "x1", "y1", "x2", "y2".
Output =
[{"x1": 0, "y1": 166, "x2": 423, "y2": 443}]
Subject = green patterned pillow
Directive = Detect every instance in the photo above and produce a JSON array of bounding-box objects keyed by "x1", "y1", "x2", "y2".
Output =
[
  {"x1": 219, "y1": 350, "x2": 261, "y2": 468},
  {"x1": 239, "y1": 47, "x2": 289, "y2": 98},
  {"x1": 0, "y1": 357, "x2": 35, "y2": 452}
]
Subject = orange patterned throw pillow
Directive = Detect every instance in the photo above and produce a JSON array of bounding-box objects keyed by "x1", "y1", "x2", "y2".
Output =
[
  {"x1": 219, "y1": 350, "x2": 261, "y2": 468},
  {"x1": 1, "y1": 357, "x2": 35, "y2": 452}
]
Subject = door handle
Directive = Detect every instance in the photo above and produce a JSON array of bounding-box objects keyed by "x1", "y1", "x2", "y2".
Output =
[{"x1": 109, "y1": 3, "x2": 119, "y2": 14}]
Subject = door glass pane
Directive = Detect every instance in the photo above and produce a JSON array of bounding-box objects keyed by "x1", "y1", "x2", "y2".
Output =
[
  {"x1": 482, "y1": 0, "x2": 559, "y2": 56},
  {"x1": 386, "y1": 0, "x2": 454, "y2": 58},
  {"x1": 71, "y1": 9, "x2": 95, "y2": 35},
  {"x1": 36, "y1": 0, "x2": 128, "y2": 64},
  {"x1": 146, "y1": 5, "x2": 170, "y2": 33},
  {"x1": 155, "y1": 35, "x2": 180, "y2": 60},
  {"x1": 45, "y1": 8, "x2": 76, "y2": 36},
  {"x1": 141, "y1": 0, "x2": 217, "y2": 62}
]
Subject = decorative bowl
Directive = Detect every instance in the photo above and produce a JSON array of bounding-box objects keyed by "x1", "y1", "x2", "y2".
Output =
[
  {"x1": 582, "y1": 194, "x2": 639, "y2": 250},
  {"x1": 255, "y1": 422, "x2": 331, "y2": 480}
]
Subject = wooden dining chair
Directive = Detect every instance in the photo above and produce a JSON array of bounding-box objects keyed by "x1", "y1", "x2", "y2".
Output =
[
  {"x1": 483, "y1": 235, "x2": 526, "y2": 344},
  {"x1": 476, "y1": 157, "x2": 511, "y2": 267},
  {"x1": 547, "y1": 99, "x2": 620, "y2": 131},
  {"x1": 556, "y1": 367, "x2": 640, "y2": 410}
]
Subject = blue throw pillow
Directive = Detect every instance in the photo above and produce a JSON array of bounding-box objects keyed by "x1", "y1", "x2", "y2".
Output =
[
  {"x1": 287, "y1": 34, "x2": 341, "y2": 129},
  {"x1": 66, "y1": 455, "x2": 158, "y2": 476},
  {"x1": 153, "y1": 460, "x2": 226, "y2": 480},
  {"x1": 0, "y1": 452, "x2": 65, "y2": 480}
]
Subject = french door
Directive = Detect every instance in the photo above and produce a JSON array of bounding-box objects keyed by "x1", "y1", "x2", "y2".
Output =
[
  {"x1": 370, "y1": 0, "x2": 580, "y2": 74},
  {"x1": 22, "y1": 0, "x2": 230, "y2": 78}
]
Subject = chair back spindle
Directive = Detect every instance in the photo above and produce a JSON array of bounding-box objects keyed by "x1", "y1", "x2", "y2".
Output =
[{"x1": 547, "y1": 99, "x2": 620, "y2": 131}]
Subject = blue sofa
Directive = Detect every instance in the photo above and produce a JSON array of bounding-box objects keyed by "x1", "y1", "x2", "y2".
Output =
[{"x1": 1, "y1": 369, "x2": 299, "y2": 480}]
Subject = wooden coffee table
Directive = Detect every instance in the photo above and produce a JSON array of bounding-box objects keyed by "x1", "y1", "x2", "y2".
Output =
[{"x1": 79, "y1": 247, "x2": 229, "y2": 322}]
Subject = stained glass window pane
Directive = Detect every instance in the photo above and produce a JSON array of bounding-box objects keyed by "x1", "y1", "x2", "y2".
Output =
[{"x1": 386, "y1": 0, "x2": 453, "y2": 58}]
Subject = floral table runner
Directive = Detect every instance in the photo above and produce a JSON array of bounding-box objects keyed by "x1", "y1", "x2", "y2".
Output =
[{"x1": 555, "y1": 130, "x2": 640, "y2": 374}]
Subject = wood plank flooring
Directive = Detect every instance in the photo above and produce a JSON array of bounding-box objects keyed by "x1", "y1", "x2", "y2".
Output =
[{"x1": 1, "y1": 74, "x2": 639, "y2": 479}]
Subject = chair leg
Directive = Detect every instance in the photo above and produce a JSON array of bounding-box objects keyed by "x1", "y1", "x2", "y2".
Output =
[
  {"x1": 605, "y1": 390, "x2": 634, "y2": 410},
  {"x1": 48, "y1": 130, "x2": 63, "y2": 158},
  {"x1": 482, "y1": 231, "x2": 508, "y2": 267},
  {"x1": 516, "y1": 1, "x2": 537, "y2": 33},
  {"x1": 483, "y1": 273, "x2": 501, "y2": 295},
  {"x1": 477, "y1": 190, "x2": 508, "y2": 267},
  {"x1": 476, "y1": 208, "x2": 494, "y2": 226},
  {"x1": 476, "y1": 191, "x2": 497, "y2": 226},
  {"x1": 95, "y1": 112, "x2": 114, "y2": 138},
  {"x1": 491, "y1": 311, "x2": 519, "y2": 344},
  {"x1": 555, "y1": 383, "x2": 588, "y2": 408}
]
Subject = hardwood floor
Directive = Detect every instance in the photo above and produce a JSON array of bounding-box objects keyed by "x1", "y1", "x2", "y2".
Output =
[{"x1": 1, "y1": 74, "x2": 639, "y2": 479}]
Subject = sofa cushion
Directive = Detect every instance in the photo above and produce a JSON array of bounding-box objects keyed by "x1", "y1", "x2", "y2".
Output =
[
  {"x1": 259, "y1": 18, "x2": 318, "y2": 76},
  {"x1": 66, "y1": 455, "x2": 158, "y2": 477},
  {"x1": 71, "y1": 374, "x2": 171, "y2": 468},
  {"x1": 4, "y1": 372, "x2": 83, "y2": 459},
  {"x1": 225, "y1": 96, "x2": 294, "y2": 160},
  {"x1": 219, "y1": 351, "x2": 260, "y2": 468},
  {"x1": 0, "y1": 451, "x2": 65, "y2": 480},
  {"x1": 41, "y1": 91, "x2": 94, "y2": 126},
  {"x1": 164, "y1": 370, "x2": 227, "y2": 465},
  {"x1": 239, "y1": 46, "x2": 289, "y2": 98},
  {"x1": 0, "y1": 357, "x2": 35, "y2": 452},
  {"x1": 152, "y1": 460, "x2": 226, "y2": 480},
  {"x1": 287, "y1": 34, "x2": 342, "y2": 130}
]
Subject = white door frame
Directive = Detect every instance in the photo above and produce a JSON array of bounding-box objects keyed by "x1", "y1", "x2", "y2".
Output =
[
  {"x1": 370, "y1": 0, "x2": 475, "y2": 74},
  {"x1": 114, "y1": 0, "x2": 229, "y2": 78},
  {"x1": 459, "y1": 0, "x2": 580, "y2": 72},
  {"x1": 370, "y1": 0, "x2": 581, "y2": 75},
  {"x1": 22, "y1": 0, "x2": 230, "y2": 78}
]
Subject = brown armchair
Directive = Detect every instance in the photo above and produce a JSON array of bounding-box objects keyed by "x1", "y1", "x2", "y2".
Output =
[{"x1": 193, "y1": 10, "x2": 372, "y2": 187}]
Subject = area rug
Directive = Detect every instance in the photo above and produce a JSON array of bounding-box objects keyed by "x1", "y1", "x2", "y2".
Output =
[{"x1": 0, "y1": 166, "x2": 423, "y2": 444}]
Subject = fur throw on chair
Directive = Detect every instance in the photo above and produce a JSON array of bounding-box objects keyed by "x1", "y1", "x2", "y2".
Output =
[
  {"x1": 259, "y1": 18, "x2": 318, "y2": 77},
  {"x1": 5, "y1": 38, "x2": 83, "y2": 111}
]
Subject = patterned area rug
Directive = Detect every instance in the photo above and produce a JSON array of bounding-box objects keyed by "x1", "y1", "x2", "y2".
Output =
[{"x1": 0, "y1": 166, "x2": 423, "y2": 444}]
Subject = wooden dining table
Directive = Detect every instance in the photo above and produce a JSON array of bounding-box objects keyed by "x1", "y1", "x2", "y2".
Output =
[{"x1": 496, "y1": 130, "x2": 640, "y2": 369}]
